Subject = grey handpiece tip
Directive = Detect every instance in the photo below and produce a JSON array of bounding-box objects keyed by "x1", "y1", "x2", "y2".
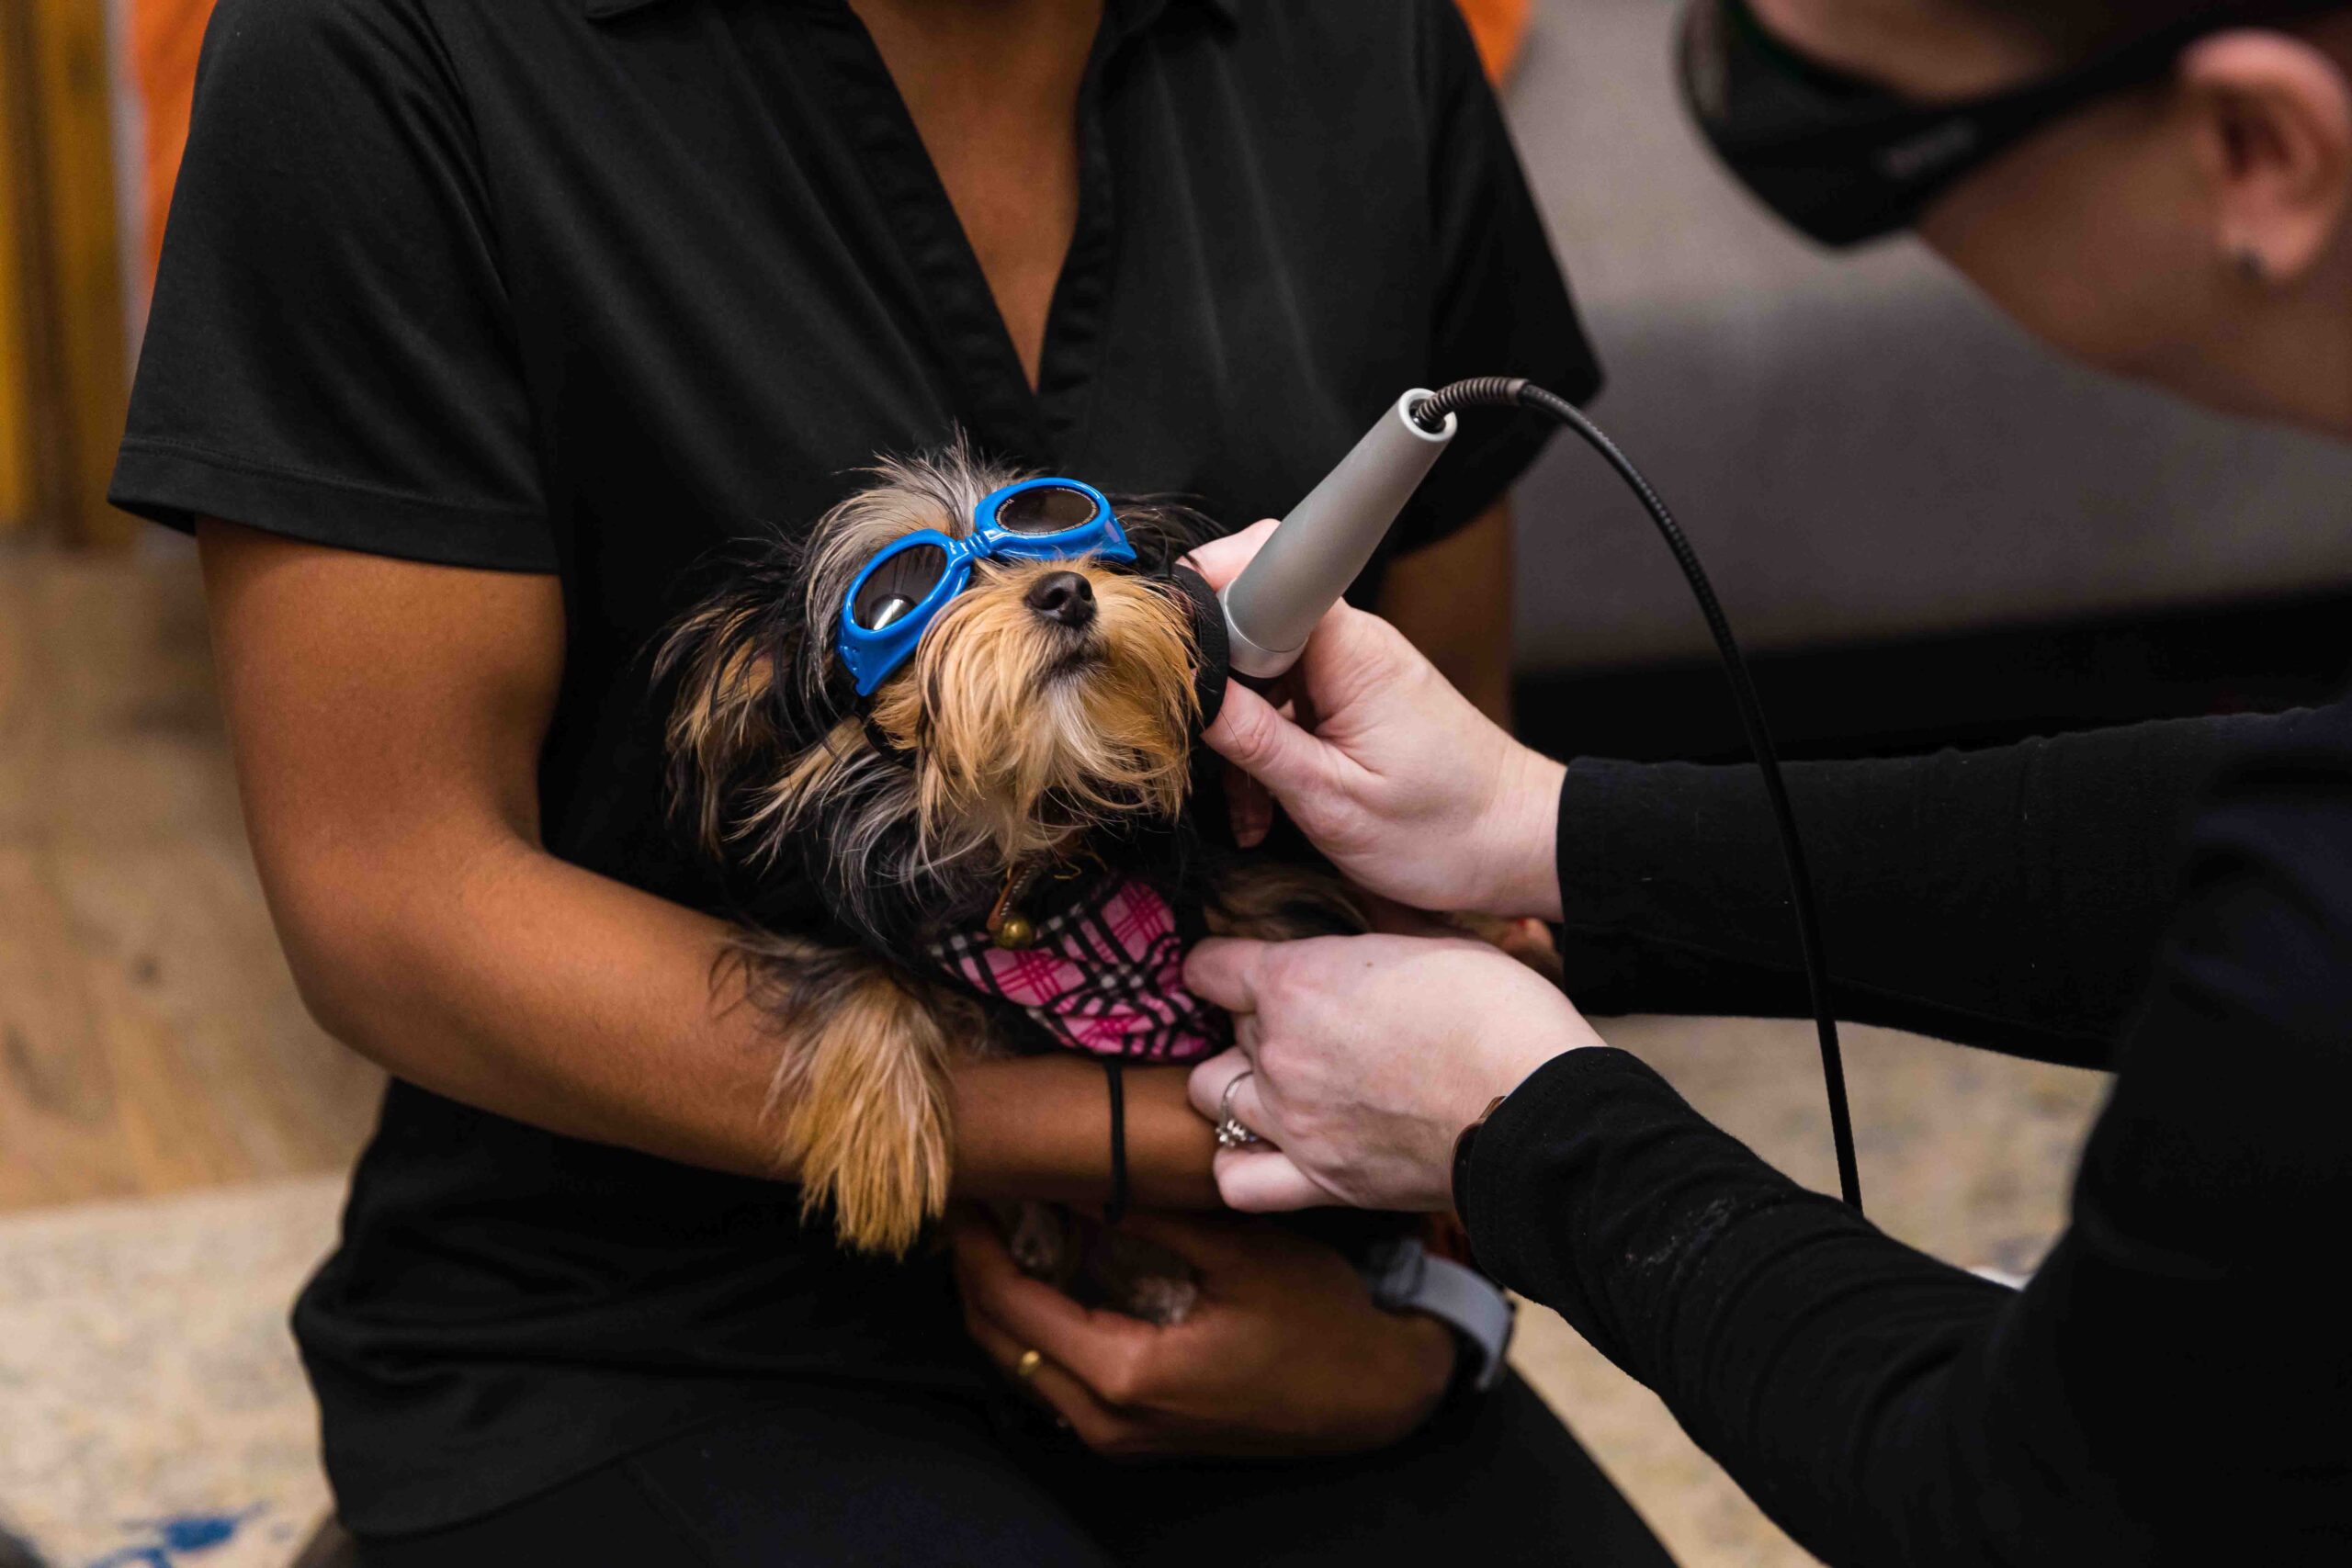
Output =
[{"x1": 1221, "y1": 389, "x2": 1456, "y2": 681}]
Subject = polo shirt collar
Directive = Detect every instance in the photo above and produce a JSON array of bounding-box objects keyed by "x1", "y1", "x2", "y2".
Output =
[{"x1": 586, "y1": 0, "x2": 1238, "y2": 24}]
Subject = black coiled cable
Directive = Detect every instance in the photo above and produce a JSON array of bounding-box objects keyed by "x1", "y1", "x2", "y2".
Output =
[{"x1": 1414, "y1": 378, "x2": 1863, "y2": 1212}]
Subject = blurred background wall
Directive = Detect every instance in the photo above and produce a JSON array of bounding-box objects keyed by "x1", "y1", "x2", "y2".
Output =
[
  {"x1": 18, "y1": 0, "x2": 2350, "y2": 714},
  {"x1": 1, "y1": 0, "x2": 132, "y2": 548},
  {"x1": 5, "y1": 0, "x2": 1537, "y2": 551}
]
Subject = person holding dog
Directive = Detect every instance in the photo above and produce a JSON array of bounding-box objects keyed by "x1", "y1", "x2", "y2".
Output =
[
  {"x1": 964, "y1": 0, "x2": 2352, "y2": 1560},
  {"x1": 108, "y1": 0, "x2": 1680, "y2": 1562}
]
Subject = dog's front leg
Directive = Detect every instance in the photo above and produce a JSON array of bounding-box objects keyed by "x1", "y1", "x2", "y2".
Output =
[{"x1": 737, "y1": 936, "x2": 979, "y2": 1257}]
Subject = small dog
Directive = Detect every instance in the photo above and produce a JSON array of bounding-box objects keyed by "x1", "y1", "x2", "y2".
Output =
[{"x1": 659, "y1": 443, "x2": 1368, "y2": 1309}]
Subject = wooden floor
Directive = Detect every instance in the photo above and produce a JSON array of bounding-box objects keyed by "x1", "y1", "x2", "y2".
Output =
[{"x1": 0, "y1": 538, "x2": 379, "y2": 1213}]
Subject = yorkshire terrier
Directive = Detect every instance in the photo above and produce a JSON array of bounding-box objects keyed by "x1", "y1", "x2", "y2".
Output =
[{"x1": 660, "y1": 443, "x2": 1515, "y2": 1319}]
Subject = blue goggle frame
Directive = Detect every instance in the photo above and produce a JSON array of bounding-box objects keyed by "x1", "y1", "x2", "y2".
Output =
[{"x1": 836, "y1": 477, "x2": 1136, "y2": 696}]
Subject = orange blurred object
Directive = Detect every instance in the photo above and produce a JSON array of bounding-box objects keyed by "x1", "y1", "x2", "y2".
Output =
[
  {"x1": 126, "y1": 0, "x2": 213, "y2": 292},
  {"x1": 1455, "y1": 0, "x2": 1532, "y2": 83},
  {"x1": 122, "y1": 0, "x2": 1532, "y2": 299}
]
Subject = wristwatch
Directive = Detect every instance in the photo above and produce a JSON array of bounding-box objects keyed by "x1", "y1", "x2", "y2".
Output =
[
  {"x1": 1450, "y1": 1093, "x2": 1510, "y2": 1230},
  {"x1": 1361, "y1": 1235, "x2": 1516, "y2": 1394}
]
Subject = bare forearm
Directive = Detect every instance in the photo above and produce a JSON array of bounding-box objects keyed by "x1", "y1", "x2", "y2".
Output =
[
  {"x1": 279, "y1": 829, "x2": 776, "y2": 1174},
  {"x1": 197, "y1": 516, "x2": 1214, "y2": 1217},
  {"x1": 955, "y1": 1052, "x2": 1220, "y2": 1209},
  {"x1": 274, "y1": 832, "x2": 1216, "y2": 1203}
]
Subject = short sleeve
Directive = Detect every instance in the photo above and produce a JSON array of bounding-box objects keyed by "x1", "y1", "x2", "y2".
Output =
[
  {"x1": 1394, "y1": 0, "x2": 1602, "y2": 554},
  {"x1": 109, "y1": 0, "x2": 554, "y2": 570}
]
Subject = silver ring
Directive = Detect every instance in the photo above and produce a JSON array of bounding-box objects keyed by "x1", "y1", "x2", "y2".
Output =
[{"x1": 1215, "y1": 1070, "x2": 1265, "y2": 1150}]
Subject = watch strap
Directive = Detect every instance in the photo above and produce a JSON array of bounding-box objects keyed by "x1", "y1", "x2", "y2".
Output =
[{"x1": 1362, "y1": 1237, "x2": 1516, "y2": 1394}]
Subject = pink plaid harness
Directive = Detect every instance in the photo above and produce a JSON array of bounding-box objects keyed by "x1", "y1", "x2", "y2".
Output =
[{"x1": 931, "y1": 878, "x2": 1230, "y2": 1063}]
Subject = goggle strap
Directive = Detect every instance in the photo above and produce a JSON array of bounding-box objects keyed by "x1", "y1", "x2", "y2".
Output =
[
  {"x1": 1697, "y1": 0, "x2": 2352, "y2": 243},
  {"x1": 857, "y1": 701, "x2": 917, "y2": 768}
]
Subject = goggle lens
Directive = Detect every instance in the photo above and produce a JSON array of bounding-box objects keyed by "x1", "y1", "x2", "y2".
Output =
[
  {"x1": 854, "y1": 542, "x2": 947, "y2": 631},
  {"x1": 992, "y1": 482, "x2": 1101, "y2": 535},
  {"x1": 836, "y1": 477, "x2": 1130, "y2": 697}
]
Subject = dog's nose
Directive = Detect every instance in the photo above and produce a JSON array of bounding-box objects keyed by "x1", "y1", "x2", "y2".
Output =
[{"x1": 1025, "y1": 570, "x2": 1096, "y2": 629}]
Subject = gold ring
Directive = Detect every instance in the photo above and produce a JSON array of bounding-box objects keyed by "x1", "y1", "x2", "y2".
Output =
[{"x1": 1015, "y1": 1348, "x2": 1044, "y2": 1382}]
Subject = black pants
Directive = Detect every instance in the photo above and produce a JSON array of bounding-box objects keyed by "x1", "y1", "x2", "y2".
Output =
[{"x1": 356, "y1": 1374, "x2": 1672, "y2": 1566}]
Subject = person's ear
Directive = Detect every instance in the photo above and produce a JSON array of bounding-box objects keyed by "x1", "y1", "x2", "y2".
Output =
[{"x1": 2178, "y1": 29, "x2": 2352, "y2": 287}]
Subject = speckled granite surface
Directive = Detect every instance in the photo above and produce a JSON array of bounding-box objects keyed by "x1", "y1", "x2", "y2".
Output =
[
  {"x1": 0, "y1": 1018, "x2": 2104, "y2": 1568},
  {"x1": 0, "y1": 1179, "x2": 342, "y2": 1568}
]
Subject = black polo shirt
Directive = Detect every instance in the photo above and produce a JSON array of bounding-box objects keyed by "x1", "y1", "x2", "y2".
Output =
[{"x1": 111, "y1": 0, "x2": 1599, "y2": 1534}]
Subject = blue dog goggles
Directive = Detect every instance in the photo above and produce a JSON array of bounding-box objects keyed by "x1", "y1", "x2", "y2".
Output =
[{"x1": 837, "y1": 477, "x2": 1136, "y2": 696}]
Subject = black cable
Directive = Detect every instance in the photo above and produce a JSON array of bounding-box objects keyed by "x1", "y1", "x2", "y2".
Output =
[{"x1": 1415, "y1": 378, "x2": 1863, "y2": 1212}]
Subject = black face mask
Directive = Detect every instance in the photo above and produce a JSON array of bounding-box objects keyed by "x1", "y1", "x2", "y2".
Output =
[{"x1": 1679, "y1": 0, "x2": 2348, "y2": 247}]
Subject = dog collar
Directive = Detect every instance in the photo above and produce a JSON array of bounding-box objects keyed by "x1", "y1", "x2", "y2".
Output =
[{"x1": 932, "y1": 876, "x2": 1230, "y2": 1063}]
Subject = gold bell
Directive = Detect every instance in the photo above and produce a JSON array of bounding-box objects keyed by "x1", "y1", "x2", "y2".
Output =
[{"x1": 991, "y1": 911, "x2": 1037, "y2": 951}]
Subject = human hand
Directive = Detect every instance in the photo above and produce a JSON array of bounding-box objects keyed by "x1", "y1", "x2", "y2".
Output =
[
  {"x1": 1182, "y1": 524, "x2": 1565, "y2": 920},
  {"x1": 1179, "y1": 516, "x2": 1280, "y2": 593},
  {"x1": 951, "y1": 1208, "x2": 1455, "y2": 1459},
  {"x1": 1184, "y1": 934, "x2": 1602, "y2": 1213}
]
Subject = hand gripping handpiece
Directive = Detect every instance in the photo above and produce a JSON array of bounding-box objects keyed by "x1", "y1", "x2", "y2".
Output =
[
  {"x1": 1203, "y1": 373, "x2": 1863, "y2": 1214},
  {"x1": 1217, "y1": 389, "x2": 1457, "y2": 681}
]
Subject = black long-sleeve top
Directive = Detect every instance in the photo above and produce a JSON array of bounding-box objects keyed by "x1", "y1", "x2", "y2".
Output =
[{"x1": 1460, "y1": 702, "x2": 2352, "y2": 1565}]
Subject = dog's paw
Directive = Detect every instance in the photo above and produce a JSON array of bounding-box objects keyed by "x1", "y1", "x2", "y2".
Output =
[
  {"x1": 1003, "y1": 1200, "x2": 1079, "y2": 1287},
  {"x1": 795, "y1": 1108, "x2": 949, "y2": 1258},
  {"x1": 1114, "y1": 1273, "x2": 1200, "y2": 1327},
  {"x1": 771, "y1": 965, "x2": 957, "y2": 1258}
]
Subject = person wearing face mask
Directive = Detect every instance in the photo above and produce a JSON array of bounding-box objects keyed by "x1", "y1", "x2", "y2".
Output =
[{"x1": 950, "y1": 2, "x2": 2352, "y2": 1562}]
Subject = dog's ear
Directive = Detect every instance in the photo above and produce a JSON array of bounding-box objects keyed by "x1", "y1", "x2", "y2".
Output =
[
  {"x1": 656, "y1": 581, "x2": 801, "y2": 855},
  {"x1": 1116, "y1": 498, "x2": 1219, "y2": 572}
]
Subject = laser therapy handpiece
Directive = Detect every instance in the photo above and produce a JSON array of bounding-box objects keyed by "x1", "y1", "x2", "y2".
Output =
[
  {"x1": 1206, "y1": 373, "x2": 1864, "y2": 1213},
  {"x1": 1218, "y1": 389, "x2": 1457, "y2": 681}
]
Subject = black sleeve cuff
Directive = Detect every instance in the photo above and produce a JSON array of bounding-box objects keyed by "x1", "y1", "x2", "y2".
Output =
[
  {"x1": 1458, "y1": 1045, "x2": 1672, "y2": 1286},
  {"x1": 110, "y1": 440, "x2": 560, "y2": 573},
  {"x1": 1458, "y1": 1043, "x2": 1902, "y2": 1396}
]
